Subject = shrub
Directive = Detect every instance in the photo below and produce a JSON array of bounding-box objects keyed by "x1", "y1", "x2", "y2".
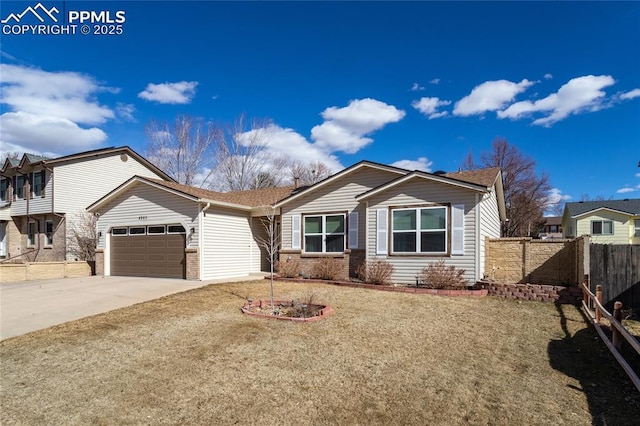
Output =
[
  {"x1": 311, "y1": 257, "x2": 345, "y2": 281},
  {"x1": 418, "y1": 260, "x2": 467, "y2": 289},
  {"x1": 275, "y1": 259, "x2": 301, "y2": 278},
  {"x1": 356, "y1": 259, "x2": 395, "y2": 285}
]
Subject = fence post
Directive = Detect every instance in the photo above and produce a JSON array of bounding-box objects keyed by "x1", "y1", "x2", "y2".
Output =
[
  {"x1": 596, "y1": 285, "x2": 603, "y2": 324},
  {"x1": 612, "y1": 301, "x2": 623, "y2": 351},
  {"x1": 582, "y1": 274, "x2": 589, "y2": 308}
]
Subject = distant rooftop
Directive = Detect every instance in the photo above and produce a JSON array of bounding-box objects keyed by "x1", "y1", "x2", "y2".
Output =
[{"x1": 565, "y1": 198, "x2": 640, "y2": 217}]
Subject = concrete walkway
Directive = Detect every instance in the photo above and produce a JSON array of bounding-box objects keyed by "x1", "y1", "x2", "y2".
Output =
[{"x1": 0, "y1": 274, "x2": 266, "y2": 340}]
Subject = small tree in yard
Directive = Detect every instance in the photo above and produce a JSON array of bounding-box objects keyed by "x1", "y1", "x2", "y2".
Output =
[
  {"x1": 67, "y1": 210, "x2": 98, "y2": 261},
  {"x1": 254, "y1": 207, "x2": 280, "y2": 308},
  {"x1": 418, "y1": 260, "x2": 467, "y2": 289}
]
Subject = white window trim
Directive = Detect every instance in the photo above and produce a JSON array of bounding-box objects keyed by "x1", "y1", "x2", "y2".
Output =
[
  {"x1": 303, "y1": 213, "x2": 346, "y2": 253},
  {"x1": 635, "y1": 219, "x2": 640, "y2": 238},
  {"x1": 391, "y1": 206, "x2": 448, "y2": 255}
]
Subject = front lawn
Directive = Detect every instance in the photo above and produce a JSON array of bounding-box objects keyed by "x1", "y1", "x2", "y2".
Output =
[{"x1": 1, "y1": 280, "x2": 638, "y2": 425}]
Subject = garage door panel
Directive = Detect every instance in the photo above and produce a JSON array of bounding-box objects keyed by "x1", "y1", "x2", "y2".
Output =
[{"x1": 111, "y1": 232, "x2": 185, "y2": 279}]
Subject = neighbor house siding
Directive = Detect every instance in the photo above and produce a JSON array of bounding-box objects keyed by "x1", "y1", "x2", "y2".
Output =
[
  {"x1": 478, "y1": 186, "x2": 501, "y2": 279},
  {"x1": 54, "y1": 153, "x2": 162, "y2": 214},
  {"x1": 9, "y1": 170, "x2": 53, "y2": 216},
  {"x1": 281, "y1": 167, "x2": 401, "y2": 251},
  {"x1": 576, "y1": 211, "x2": 631, "y2": 244},
  {"x1": 364, "y1": 180, "x2": 480, "y2": 285},
  {"x1": 201, "y1": 206, "x2": 253, "y2": 280},
  {"x1": 95, "y1": 184, "x2": 199, "y2": 250},
  {"x1": 55, "y1": 153, "x2": 167, "y2": 259}
]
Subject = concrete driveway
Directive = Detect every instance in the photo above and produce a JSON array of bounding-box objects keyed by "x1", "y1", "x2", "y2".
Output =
[{"x1": 0, "y1": 275, "x2": 246, "y2": 340}]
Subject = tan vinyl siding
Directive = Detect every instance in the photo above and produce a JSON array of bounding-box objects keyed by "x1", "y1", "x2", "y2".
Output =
[
  {"x1": 54, "y1": 153, "x2": 163, "y2": 213},
  {"x1": 576, "y1": 212, "x2": 631, "y2": 244},
  {"x1": 478, "y1": 186, "x2": 501, "y2": 278},
  {"x1": 251, "y1": 217, "x2": 271, "y2": 272},
  {"x1": 95, "y1": 184, "x2": 198, "y2": 250},
  {"x1": 201, "y1": 207, "x2": 253, "y2": 280},
  {"x1": 281, "y1": 168, "x2": 401, "y2": 250},
  {"x1": 365, "y1": 179, "x2": 479, "y2": 285}
]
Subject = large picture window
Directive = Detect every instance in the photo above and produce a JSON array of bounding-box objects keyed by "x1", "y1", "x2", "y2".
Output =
[
  {"x1": 591, "y1": 220, "x2": 613, "y2": 235},
  {"x1": 392, "y1": 206, "x2": 447, "y2": 254},
  {"x1": 304, "y1": 214, "x2": 345, "y2": 253}
]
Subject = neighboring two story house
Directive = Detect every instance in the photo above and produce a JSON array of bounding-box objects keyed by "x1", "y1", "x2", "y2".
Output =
[
  {"x1": 562, "y1": 199, "x2": 640, "y2": 244},
  {"x1": 0, "y1": 147, "x2": 172, "y2": 262}
]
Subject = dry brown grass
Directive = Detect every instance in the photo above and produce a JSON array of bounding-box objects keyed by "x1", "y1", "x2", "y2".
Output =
[{"x1": 1, "y1": 280, "x2": 639, "y2": 425}]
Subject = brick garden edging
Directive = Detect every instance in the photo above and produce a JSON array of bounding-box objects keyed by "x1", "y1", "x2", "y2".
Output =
[
  {"x1": 241, "y1": 299, "x2": 333, "y2": 322},
  {"x1": 476, "y1": 280, "x2": 582, "y2": 304},
  {"x1": 272, "y1": 277, "x2": 488, "y2": 297}
]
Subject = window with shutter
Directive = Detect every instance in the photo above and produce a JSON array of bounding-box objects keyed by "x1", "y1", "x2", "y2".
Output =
[
  {"x1": 348, "y1": 212, "x2": 358, "y2": 249},
  {"x1": 376, "y1": 209, "x2": 388, "y2": 255}
]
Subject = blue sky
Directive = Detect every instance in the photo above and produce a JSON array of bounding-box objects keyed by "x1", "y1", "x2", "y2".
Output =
[{"x1": 1, "y1": 1, "x2": 639, "y2": 207}]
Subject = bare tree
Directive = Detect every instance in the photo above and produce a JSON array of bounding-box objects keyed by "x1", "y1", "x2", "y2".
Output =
[
  {"x1": 464, "y1": 138, "x2": 551, "y2": 237},
  {"x1": 254, "y1": 207, "x2": 280, "y2": 308},
  {"x1": 144, "y1": 114, "x2": 219, "y2": 188},
  {"x1": 215, "y1": 114, "x2": 290, "y2": 191},
  {"x1": 290, "y1": 161, "x2": 332, "y2": 186},
  {"x1": 67, "y1": 210, "x2": 98, "y2": 261}
]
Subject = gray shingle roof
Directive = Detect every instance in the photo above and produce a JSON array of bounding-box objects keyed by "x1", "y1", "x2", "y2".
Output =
[{"x1": 565, "y1": 199, "x2": 640, "y2": 217}]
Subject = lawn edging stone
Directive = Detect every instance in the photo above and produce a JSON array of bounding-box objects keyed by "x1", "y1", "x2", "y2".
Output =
[{"x1": 241, "y1": 300, "x2": 334, "y2": 322}]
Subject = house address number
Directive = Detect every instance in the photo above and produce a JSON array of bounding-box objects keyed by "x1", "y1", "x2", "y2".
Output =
[{"x1": 138, "y1": 216, "x2": 147, "y2": 221}]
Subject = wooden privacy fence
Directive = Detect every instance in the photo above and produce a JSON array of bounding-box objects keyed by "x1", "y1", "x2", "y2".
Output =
[
  {"x1": 581, "y1": 276, "x2": 640, "y2": 392},
  {"x1": 590, "y1": 244, "x2": 640, "y2": 311}
]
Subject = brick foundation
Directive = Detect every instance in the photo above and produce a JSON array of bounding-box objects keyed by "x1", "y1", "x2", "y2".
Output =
[
  {"x1": 185, "y1": 248, "x2": 199, "y2": 280},
  {"x1": 279, "y1": 250, "x2": 350, "y2": 280},
  {"x1": 95, "y1": 249, "x2": 104, "y2": 276}
]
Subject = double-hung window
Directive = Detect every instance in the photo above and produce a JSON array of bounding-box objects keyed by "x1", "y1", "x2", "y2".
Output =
[
  {"x1": 15, "y1": 175, "x2": 25, "y2": 199},
  {"x1": 32, "y1": 172, "x2": 44, "y2": 197},
  {"x1": 392, "y1": 206, "x2": 447, "y2": 254},
  {"x1": 303, "y1": 214, "x2": 345, "y2": 253},
  {"x1": 634, "y1": 219, "x2": 640, "y2": 238},
  {"x1": 27, "y1": 221, "x2": 36, "y2": 246},
  {"x1": 0, "y1": 178, "x2": 8, "y2": 202},
  {"x1": 45, "y1": 220, "x2": 54, "y2": 246},
  {"x1": 591, "y1": 220, "x2": 613, "y2": 235}
]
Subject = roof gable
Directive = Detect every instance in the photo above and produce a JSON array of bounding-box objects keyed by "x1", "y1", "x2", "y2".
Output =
[
  {"x1": 566, "y1": 199, "x2": 640, "y2": 217},
  {"x1": 88, "y1": 176, "x2": 294, "y2": 212},
  {"x1": 1, "y1": 146, "x2": 173, "y2": 182},
  {"x1": 274, "y1": 161, "x2": 407, "y2": 207},
  {"x1": 356, "y1": 167, "x2": 501, "y2": 201}
]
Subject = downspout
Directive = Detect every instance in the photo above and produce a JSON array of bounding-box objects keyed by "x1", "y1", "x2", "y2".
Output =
[
  {"x1": 199, "y1": 202, "x2": 211, "y2": 280},
  {"x1": 475, "y1": 193, "x2": 481, "y2": 282}
]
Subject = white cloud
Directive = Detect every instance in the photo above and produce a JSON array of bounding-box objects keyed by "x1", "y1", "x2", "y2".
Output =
[
  {"x1": 0, "y1": 111, "x2": 107, "y2": 154},
  {"x1": 453, "y1": 79, "x2": 534, "y2": 116},
  {"x1": 1, "y1": 64, "x2": 114, "y2": 125},
  {"x1": 544, "y1": 73, "x2": 553, "y2": 80},
  {"x1": 412, "y1": 97, "x2": 451, "y2": 119},
  {"x1": 429, "y1": 78, "x2": 441, "y2": 85},
  {"x1": 546, "y1": 188, "x2": 572, "y2": 206},
  {"x1": 617, "y1": 186, "x2": 639, "y2": 194},
  {"x1": 138, "y1": 81, "x2": 198, "y2": 104},
  {"x1": 636, "y1": 173, "x2": 640, "y2": 179},
  {"x1": 391, "y1": 157, "x2": 433, "y2": 172},
  {"x1": 498, "y1": 75, "x2": 615, "y2": 126},
  {"x1": 409, "y1": 83, "x2": 425, "y2": 91},
  {"x1": 311, "y1": 98, "x2": 405, "y2": 154},
  {"x1": 0, "y1": 64, "x2": 115, "y2": 154},
  {"x1": 115, "y1": 103, "x2": 135, "y2": 121},
  {"x1": 620, "y1": 88, "x2": 640, "y2": 100}
]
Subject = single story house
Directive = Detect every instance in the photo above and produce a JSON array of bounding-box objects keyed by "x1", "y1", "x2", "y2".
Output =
[
  {"x1": 562, "y1": 199, "x2": 640, "y2": 244},
  {"x1": 88, "y1": 161, "x2": 505, "y2": 284}
]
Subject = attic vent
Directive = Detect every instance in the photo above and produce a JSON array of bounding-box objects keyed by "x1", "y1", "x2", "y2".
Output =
[
  {"x1": 120, "y1": 153, "x2": 128, "y2": 162},
  {"x1": 433, "y1": 170, "x2": 447, "y2": 175}
]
